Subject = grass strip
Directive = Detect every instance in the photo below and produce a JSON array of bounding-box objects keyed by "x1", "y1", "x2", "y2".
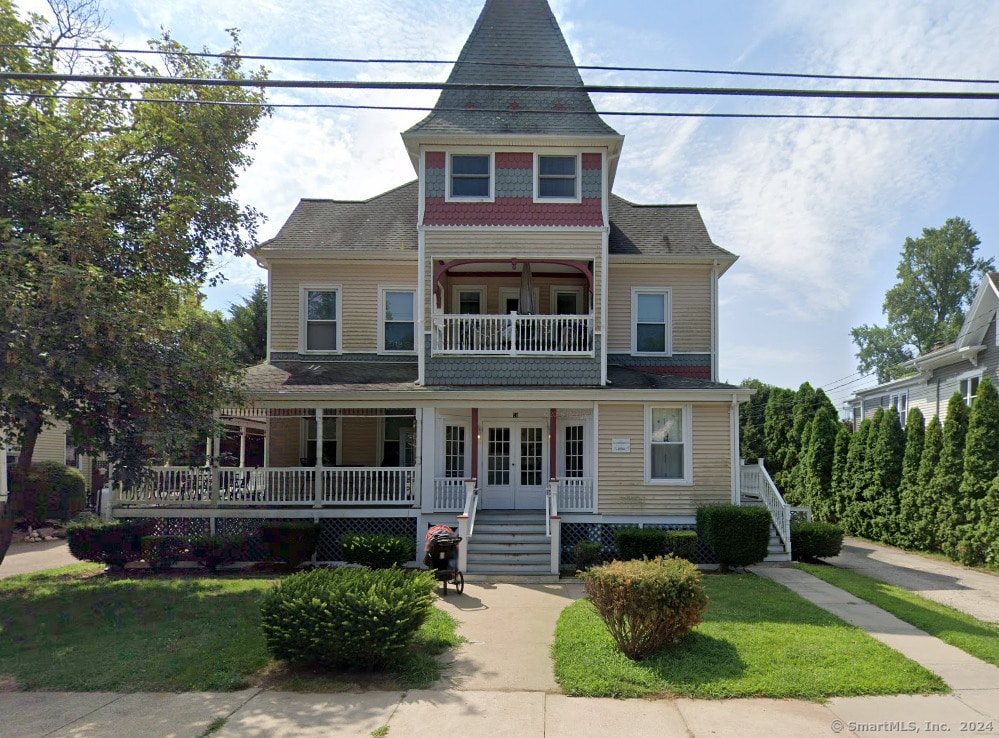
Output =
[
  {"x1": 553, "y1": 573, "x2": 947, "y2": 700},
  {"x1": 796, "y1": 562, "x2": 999, "y2": 667},
  {"x1": 0, "y1": 564, "x2": 460, "y2": 692}
]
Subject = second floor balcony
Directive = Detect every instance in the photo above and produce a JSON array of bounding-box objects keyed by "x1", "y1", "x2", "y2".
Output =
[{"x1": 432, "y1": 312, "x2": 594, "y2": 356}]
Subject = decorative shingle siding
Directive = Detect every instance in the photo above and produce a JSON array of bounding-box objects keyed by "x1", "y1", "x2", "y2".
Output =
[
  {"x1": 424, "y1": 335, "x2": 601, "y2": 385},
  {"x1": 608, "y1": 354, "x2": 711, "y2": 380}
]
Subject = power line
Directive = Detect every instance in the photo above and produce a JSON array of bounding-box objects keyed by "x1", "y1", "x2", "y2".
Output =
[
  {"x1": 7, "y1": 71, "x2": 999, "y2": 102},
  {"x1": 5, "y1": 42, "x2": 999, "y2": 87}
]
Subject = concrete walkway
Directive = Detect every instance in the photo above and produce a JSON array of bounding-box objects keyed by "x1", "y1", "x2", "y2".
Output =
[
  {"x1": 827, "y1": 537, "x2": 999, "y2": 623},
  {"x1": 0, "y1": 539, "x2": 77, "y2": 579},
  {"x1": 3, "y1": 545, "x2": 999, "y2": 736}
]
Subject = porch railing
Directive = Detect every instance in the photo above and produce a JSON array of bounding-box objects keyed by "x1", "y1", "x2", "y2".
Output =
[
  {"x1": 432, "y1": 314, "x2": 594, "y2": 355},
  {"x1": 739, "y1": 459, "x2": 790, "y2": 551},
  {"x1": 118, "y1": 466, "x2": 415, "y2": 508},
  {"x1": 557, "y1": 477, "x2": 594, "y2": 512},
  {"x1": 433, "y1": 477, "x2": 466, "y2": 511}
]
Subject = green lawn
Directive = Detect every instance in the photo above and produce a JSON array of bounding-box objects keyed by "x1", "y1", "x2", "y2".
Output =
[
  {"x1": 553, "y1": 573, "x2": 947, "y2": 700},
  {"x1": 0, "y1": 564, "x2": 460, "y2": 692},
  {"x1": 796, "y1": 562, "x2": 999, "y2": 667}
]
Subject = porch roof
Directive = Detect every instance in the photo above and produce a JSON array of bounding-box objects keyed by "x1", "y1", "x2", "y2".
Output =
[
  {"x1": 605, "y1": 365, "x2": 740, "y2": 391},
  {"x1": 244, "y1": 361, "x2": 420, "y2": 394}
]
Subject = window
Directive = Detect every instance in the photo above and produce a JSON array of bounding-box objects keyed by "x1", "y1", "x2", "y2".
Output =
[
  {"x1": 381, "y1": 415, "x2": 415, "y2": 467},
  {"x1": 65, "y1": 434, "x2": 79, "y2": 468},
  {"x1": 536, "y1": 154, "x2": 579, "y2": 200},
  {"x1": 646, "y1": 405, "x2": 691, "y2": 484},
  {"x1": 380, "y1": 288, "x2": 415, "y2": 353},
  {"x1": 453, "y1": 286, "x2": 485, "y2": 315},
  {"x1": 552, "y1": 286, "x2": 584, "y2": 315},
  {"x1": 444, "y1": 425, "x2": 466, "y2": 478},
  {"x1": 303, "y1": 287, "x2": 340, "y2": 352},
  {"x1": 632, "y1": 289, "x2": 672, "y2": 354},
  {"x1": 960, "y1": 375, "x2": 981, "y2": 406},
  {"x1": 449, "y1": 154, "x2": 491, "y2": 199},
  {"x1": 564, "y1": 425, "x2": 584, "y2": 478},
  {"x1": 889, "y1": 392, "x2": 908, "y2": 425},
  {"x1": 303, "y1": 417, "x2": 337, "y2": 466}
]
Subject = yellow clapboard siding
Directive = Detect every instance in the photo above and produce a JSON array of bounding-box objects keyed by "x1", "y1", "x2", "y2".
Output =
[
  {"x1": 597, "y1": 402, "x2": 731, "y2": 516},
  {"x1": 270, "y1": 260, "x2": 418, "y2": 353},
  {"x1": 341, "y1": 417, "x2": 378, "y2": 466},
  {"x1": 605, "y1": 263, "x2": 711, "y2": 353},
  {"x1": 32, "y1": 421, "x2": 69, "y2": 464}
]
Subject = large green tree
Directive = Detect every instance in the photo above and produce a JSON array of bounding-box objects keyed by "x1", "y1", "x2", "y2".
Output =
[
  {"x1": 0, "y1": 0, "x2": 268, "y2": 563},
  {"x1": 895, "y1": 407, "x2": 925, "y2": 548},
  {"x1": 226, "y1": 281, "x2": 268, "y2": 366},
  {"x1": 851, "y1": 217, "x2": 994, "y2": 382},
  {"x1": 932, "y1": 394, "x2": 970, "y2": 553}
]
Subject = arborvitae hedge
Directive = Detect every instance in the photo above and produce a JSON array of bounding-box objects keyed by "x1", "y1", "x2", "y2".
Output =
[
  {"x1": 837, "y1": 418, "x2": 871, "y2": 535},
  {"x1": 909, "y1": 415, "x2": 943, "y2": 551},
  {"x1": 763, "y1": 387, "x2": 796, "y2": 482},
  {"x1": 870, "y1": 408, "x2": 905, "y2": 545},
  {"x1": 895, "y1": 408, "x2": 925, "y2": 548},
  {"x1": 828, "y1": 424, "x2": 852, "y2": 524},
  {"x1": 801, "y1": 407, "x2": 839, "y2": 521},
  {"x1": 933, "y1": 394, "x2": 970, "y2": 554},
  {"x1": 957, "y1": 377, "x2": 999, "y2": 562}
]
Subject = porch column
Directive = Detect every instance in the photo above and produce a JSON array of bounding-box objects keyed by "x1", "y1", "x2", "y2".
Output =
[
  {"x1": 0, "y1": 444, "x2": 7, "y2": 503},
  {"x1": 238, "y1": 427, "x2": 247, "y2": 468},
  {"x1": 314, "y1": 408, "x2": 324, "y2": 508},
  {"x1": 549, "y1": 408, "x2": 557, "y2": 483},
  {"x1": 204, "y1": 437, "x2": 212, "y2": 466},
  {"x1": 471, "y1": 407, "x2": 479, "y2": 483}
]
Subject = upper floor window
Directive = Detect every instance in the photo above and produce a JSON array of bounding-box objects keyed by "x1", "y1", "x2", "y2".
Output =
[
  {"x1": 960, "y1": 375, "x2": 981, "y2": 406},
  {"x1": 453, "y1": 286, "x2": 485, "y2": 315},
  {"x1": 889, "y1": 392, "x2": 908, "y2": 426},
  {"x1": 448, "y1": 154, "x2": 492, "y2": 200},
  {"x1": 645, "y1": 405, "x2": 692, "y2": 484},
  {"x1": 380, "y1": 288, "x2": 416, "y2": 353},
  {"x1": 535, "y1": 154, "x2": 579, "y2": 201},
  {"x1": 632, "y1": 288, "x2": 672, "y2": 355},
  {"x1": 303, "y1": 287, "x2": 340, "y2": 352}
]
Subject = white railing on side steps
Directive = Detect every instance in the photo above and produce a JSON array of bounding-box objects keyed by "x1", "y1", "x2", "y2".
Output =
[{"x1": 740, "y1": 458, "x2": 790, "y2": 551}]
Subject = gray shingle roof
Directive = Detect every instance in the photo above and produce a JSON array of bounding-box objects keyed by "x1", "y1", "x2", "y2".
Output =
[
  {"x1": 606, "y1": 365, "x2": 739, "y2": 391},
  {"x1": 244, "y1": 361, "x2": 420, "y2": 393},
  {"x1": 257, "y1": 183, "x2": 733, "y2": 262},
  {"x1": 257, "y1": 182, "x2": 419, "y2": 253},
  {"x1": 608, "y1": 195, "x2": 735, "y2": 260},
  {"x1": 405, "y1": 0, "x2": 619, "y2": 138}
]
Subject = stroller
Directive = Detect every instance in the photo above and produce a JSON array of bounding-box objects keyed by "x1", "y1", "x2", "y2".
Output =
[{"x1": 424, "y1": 525, "x2": 464, "y2": 595}]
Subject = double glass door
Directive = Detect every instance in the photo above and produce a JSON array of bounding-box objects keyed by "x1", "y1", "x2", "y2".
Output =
[{"x1": 481, "y1": 423, "x2": 547, "y2": 509}]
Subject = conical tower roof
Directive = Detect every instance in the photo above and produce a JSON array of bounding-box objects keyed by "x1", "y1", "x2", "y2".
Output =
[{"x1": 405, "y1": 0, "x2": 619, "y2": 138}]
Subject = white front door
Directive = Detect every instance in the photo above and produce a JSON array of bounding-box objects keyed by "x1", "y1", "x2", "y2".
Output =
[{"x1": 481, "y1": 423, "x2": 547, "y2": 509}]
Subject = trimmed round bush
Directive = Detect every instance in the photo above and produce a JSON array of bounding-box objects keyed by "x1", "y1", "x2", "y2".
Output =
[
  {"x1": 613, "y1": 527, "x2": 668, "y2": 560},
  {"x1": 696, "y1": 504, "x2": 772, "y2": 570},
  {"x1": 189, "y1": 534, "x2": 250, "y2": 573},
  {"x1": 141, "y1": 535, "x2": 188, "y2": 571},
  {"x1": 66, "y1": 519, "x2": 155, "y2": 568},
  {"x1": 340, "y1": 532, "x2": 415, "y2": 569},
  {"x1": 260, "y1": 567, "x2": 437, "y2": 670},
  {"x1": 665, "y1": 530, "x2": 698, "y2": 561},
  {"x1": 791, "y1": 521, "x2": 844, "y2": 561},
  {"x1": 574, "y1": 540, "x2": 602, "y2": 571},
  {"x1": 13, "y1": 462, "x2": 86, "y2": 523},
  {"x1": 580, "y1": 556, "x2": 708, "y2": 660},
  {"x1": 258, "y1": 521, "x2": 320, "y2": 568}
]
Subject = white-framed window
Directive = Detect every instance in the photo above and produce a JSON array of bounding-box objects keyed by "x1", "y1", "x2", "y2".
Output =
[
  {"x1": 301, "y1": 285, "x2": 341, "y2": 353},
  {"x1": 498, "y1": 286, "x2": 540, "y2": 315},
  {"x1": 564, "y1": 424, "x2": 585, "y2": 478},
  {"x1": 534, "y1": 153, "x2": 580, "y2": 202},
  {"x1": 551, "y1": 286, "x2": 585, "y2": 315},
  {"x1": 960, "y1": 374, "x2": 982, "y2": 406},
  {"x1": 889, "y1": 392, "x2": 908, "y2": 425},
  {"x1": 380, "y1": 414, "x2": 416, "y2": 467},
  {"x1": 301, "y1": 417, "x2": 339, "y2": 467},
  {"x1": 451, "y1": 285, "x2": 485, "y2": 315},
  {"x1": 645, "y1": 405, "x2": 692, "y2": 485},
  {"x1": 447, "y1": 153, "x2": 493, "y2": 201},
  {"x1": 631, "y1": 288, "x2": 672, "y2": 355},
  {"x1": 443, "y1": 424, "x2": 467, "y2": 478},
  {"x1": 379, "y1": 287, "x2": 416, "y2": 354}
]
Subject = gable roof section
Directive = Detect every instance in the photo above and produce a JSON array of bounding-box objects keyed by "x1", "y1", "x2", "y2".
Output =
[
  {"x1": 256, "y1": 182, "x2": 419, "y2": 255},
  {"x1": 257, "y1": 184, "x2": 733, "y2": 263},
  {"x1": 404, "y1": 0, "x2": 618, "y2": 138},
  {"x1": 608, "y1": 195, "x2": 736, "y2": 263}
]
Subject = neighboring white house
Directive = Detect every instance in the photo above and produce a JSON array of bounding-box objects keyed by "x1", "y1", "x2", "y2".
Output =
[{"x1": 847, "y1": 272, "x2": 999, "y2": 425}]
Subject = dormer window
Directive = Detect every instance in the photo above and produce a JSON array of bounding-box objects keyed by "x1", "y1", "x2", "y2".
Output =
[
  {"x1": 535, "y1": 154, "x2": 579, "y2": 202},
  {"x1": 448, "y1": 154, "x2": 492, "y2": 200}
]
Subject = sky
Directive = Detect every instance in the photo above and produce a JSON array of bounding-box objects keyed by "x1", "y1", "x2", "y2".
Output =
[{"x1": 16, "y1": 0, "x2": 999, "y2": 409}]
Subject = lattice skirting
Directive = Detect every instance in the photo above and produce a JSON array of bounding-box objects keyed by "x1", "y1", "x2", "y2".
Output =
[
  {"x1": 318, "y1": 518, "x2": 417, "y2": 561},
  {"x1": 560, "y1": 522, "x2": 718, "y2": 566}
]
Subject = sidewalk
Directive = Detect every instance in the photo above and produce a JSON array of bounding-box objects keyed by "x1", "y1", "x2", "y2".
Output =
[
  {"x1": 2, "y1": 548, "x2": 998, "y2": 736},
  {"x1": 0, "y1": 539, "x2": 77, "y2": 579},
  {"x1": 827, "y1": 537, "x2": 999, "y2": 623}
]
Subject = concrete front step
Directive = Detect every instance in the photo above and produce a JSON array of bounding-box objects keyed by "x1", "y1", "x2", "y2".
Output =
[{"x1": 467, "y1": 512, "x2": 553, "y2": 575}]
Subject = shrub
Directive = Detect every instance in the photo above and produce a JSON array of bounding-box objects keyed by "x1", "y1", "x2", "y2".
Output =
[
  {"x1": 580, "y1": 556, "x2": 708, "y2": 660},
  {"x1": 790, "y1": 521, "x2": 844, "y2": 560},
  {"x1": 258, "y1": 521, "x2": 320, "y2": 568},
  {"x1": 613, "y1": 527, "x2": 668, "y2": 560},
  {"x1": 12, "y1": 462, "x2": 86, "y2": 523},
  {"x1": 665, "y1": 530, "x2": 698, "y2": 561},
  {"x1": 141, "y1": 535, "x2": 188, "y2": 571},
  {"x1": 340, "y1": 532, "x2": 415, "y2": 569},
  {"x1": 697, "y1": 504, "x2": 771, "y2": 571},
  {"x1": 66, "y1": 519, "x2": 155, "y2": 568},
  {"x1": 189, "y1": 534, "x2": 250, "y2": 573},
  {"x1": 574, "y1": 540, "x2": 602, "y2": 571},
  {"x1": 260, "y1": 567, "x2": 437, "y2": 670}
]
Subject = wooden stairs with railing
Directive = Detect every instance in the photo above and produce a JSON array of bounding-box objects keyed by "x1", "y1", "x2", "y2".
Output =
[
  {"x1": 740, "y1": 490, "x2": 792, "y2": 562},
  {"x1": 464, "y1": 510, "x2": 557, "y2": 580}
]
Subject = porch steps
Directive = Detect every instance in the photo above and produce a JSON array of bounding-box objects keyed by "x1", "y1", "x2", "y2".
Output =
[
  {"x1": 741, "y1": 493, "x2": 792, "y2": 563},
  {"x1": 465, "y1": 511, "x2": 554, "y2": 577}
]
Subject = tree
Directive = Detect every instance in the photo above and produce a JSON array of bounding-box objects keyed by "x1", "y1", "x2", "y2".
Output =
[
  {"x1": 838, "y1": 417, "x2": 872, "y2": 535},
  {"x1": 829, "y1": 424, "x2": 852, "y2": 524},
  {"x1": 763, "y1": 387, "x2": 795, "y2": 481},
  {"x1": 226, "y1": 281, "x2": 268, "y2": 366},
  {"x1": 955, "y1": 377, "x2": 999, "y2": 563},
  {"x1": 851, "y1": 217, "x2": 994, "y2": 382},
  {"x1": 895, "y1": 408, "x2": 925, "y2": 548},
  {"x1": 932, "y1": 394, "x2": 970, "y2": 553},
  {"x1": 0, "y1": 0, "x2": 269, "y2": 564},
  {"x1": 868, "y1": 408, "x2": 905, "y2": 543},
  {"x1": 739, "y1": 378, "x2": 771, "y2": 462},
  {"x1": 801, "y1": 407, "x2": 839, "y2": 521},
  {"x1": 910, "y1": 415, "x2": 942, "y2": 551}
]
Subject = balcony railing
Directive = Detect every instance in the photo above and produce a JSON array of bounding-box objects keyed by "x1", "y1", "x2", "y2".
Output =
[
  {"x1": 116, "y1": 466, "x2": 416, "y2": 508},
  {"x1": 432, "y1": 314, "x2": 594, "y2": 356},
  {"x1": 557, "y1": 477, "x2": 595, "y2": 512}
]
